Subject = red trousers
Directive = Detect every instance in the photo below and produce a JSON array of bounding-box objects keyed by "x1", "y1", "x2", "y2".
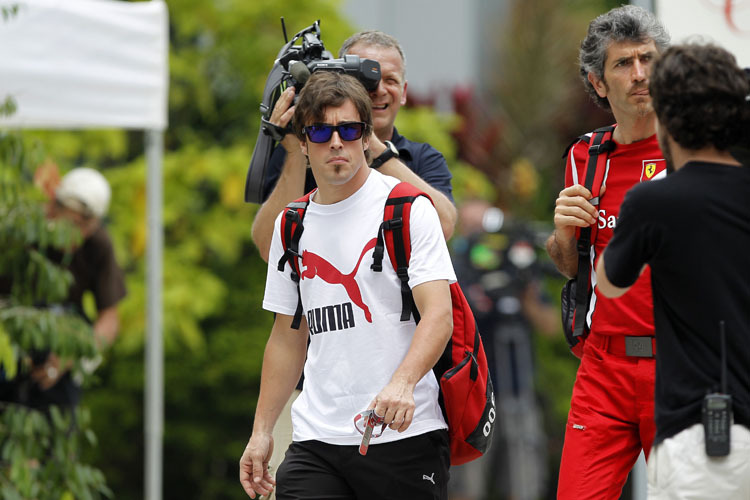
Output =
[{"x1": 557, "y1": 333, "x2": 656, "y2": 500}]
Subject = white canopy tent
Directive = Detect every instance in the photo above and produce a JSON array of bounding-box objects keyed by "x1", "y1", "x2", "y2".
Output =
[
  {"x1": 0, "y1": 1, "x2": 168, "y2": 499},
  {"x1": 0, "y1": 0, "x2": 168, "y2": 128}
]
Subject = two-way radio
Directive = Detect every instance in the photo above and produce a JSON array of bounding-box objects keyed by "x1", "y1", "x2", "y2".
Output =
[{"x1": 701, "y1": 320, "x2": 732, "y2": 457}]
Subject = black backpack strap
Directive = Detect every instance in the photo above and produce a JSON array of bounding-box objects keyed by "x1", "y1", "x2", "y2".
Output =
[
  {"x1": 389, "y1": 195, "x2": 417, "y2": 322},
  {"x1": 277, "y1": 195, "x2": 313, "y2": 329},
  {"x1": 572, "y1": 125, "x2": 615, "y2": 338}
]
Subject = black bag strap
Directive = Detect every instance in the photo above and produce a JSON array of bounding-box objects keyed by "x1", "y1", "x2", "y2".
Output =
[
  {"x1": 277, "y1": 193, "x2": 314, "y2": 329},
  {"x1": 389, "y1": 194, "x2": 418, "y2": 323},
  {"x1": 572, "y1": 125, "x2": 616, "y2": 338}
]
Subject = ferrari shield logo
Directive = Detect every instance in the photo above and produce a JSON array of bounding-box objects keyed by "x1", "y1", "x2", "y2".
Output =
[{"x1": 640, "y1": 159, "x2": 666, "y2": 181}]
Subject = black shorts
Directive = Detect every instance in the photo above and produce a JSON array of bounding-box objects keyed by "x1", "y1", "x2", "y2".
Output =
[{"x1": 276, "y1": 430, "x2": 450, "y2": 500}]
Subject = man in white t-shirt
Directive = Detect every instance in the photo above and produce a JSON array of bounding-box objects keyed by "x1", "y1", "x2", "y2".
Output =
[{"x1": 239, "y1": 71, "x2": 456, "y2": 500}]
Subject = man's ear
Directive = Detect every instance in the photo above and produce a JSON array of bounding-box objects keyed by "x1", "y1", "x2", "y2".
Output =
[
  {"x1": 363, "y1": 134, "x2": 370, "y2": 152},
  {"x1": 588, "y1": 71, "x2": 607, "y2": 99},
  {"x1": 400, "y1": 80, "x2": 408, "y2": 106},
  {"x1": 300, "y1": 139, "x2": 308, "y2": 156}
]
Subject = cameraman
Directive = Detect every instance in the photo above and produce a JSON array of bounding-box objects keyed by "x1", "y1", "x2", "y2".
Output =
[
  {"x1": 597, "y1": 43, "x2": 750, "y2": 498},
  {"x1": 251, "y1": 31, "x2": 457, "y2": 263}
]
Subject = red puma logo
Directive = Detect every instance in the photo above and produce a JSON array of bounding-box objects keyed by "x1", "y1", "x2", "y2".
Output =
[{"x1": 300, "y1": 238, "x2": 377, "y2": 323}]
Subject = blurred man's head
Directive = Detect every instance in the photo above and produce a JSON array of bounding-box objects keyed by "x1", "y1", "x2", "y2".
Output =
[
  {"x1": 292, "y1": 72, "x2": 373, "y2": 189},
  {"x1": 49, "y1": 167, "x2": 111, "y2": 236},
  {"x1": 458, "y1": 199, "x2": 492, "y2": 238},
  {"x1": 339, "y1": 31, "x2": 407, "y2": 141},
  {"x1": 580, "y1": 5, "x2": 669, "y2": 115},
  {"x1": 650, "y1": 43, "x2": 750, "y2": 169}
]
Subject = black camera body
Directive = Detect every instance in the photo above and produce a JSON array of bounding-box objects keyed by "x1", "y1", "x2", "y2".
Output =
[{"x1": 244, "y1": 20, "x2": 381, "y2": 204}]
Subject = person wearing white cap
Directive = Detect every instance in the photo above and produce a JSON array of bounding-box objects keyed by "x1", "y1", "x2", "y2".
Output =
[
  {"x1": 17, "y1": 166, "x2": 127, "y2": 410},
  {"x1": 54, "y1": 167, "x2": 112, "y2": 219}
]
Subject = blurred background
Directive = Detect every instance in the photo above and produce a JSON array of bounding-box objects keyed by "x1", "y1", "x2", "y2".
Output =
[{"x1": 1, "y1": 0, "x2": 745, "y2": 499}]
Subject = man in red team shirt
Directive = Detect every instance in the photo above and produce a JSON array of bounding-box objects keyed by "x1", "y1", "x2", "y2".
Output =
[{"x1": 545, "y1": 6, "x2": 670, "y2": 499}]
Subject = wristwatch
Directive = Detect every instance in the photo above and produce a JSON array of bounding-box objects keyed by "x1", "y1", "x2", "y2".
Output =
[{"x1": 369, "y1": 140, "x2": 399, "y2": 169}]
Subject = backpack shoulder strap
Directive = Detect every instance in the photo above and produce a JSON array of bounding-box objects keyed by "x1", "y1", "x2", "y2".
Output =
[
  {"x1": 582, "y1": 125, "x2": 616, "y2": 203},
  {"x1": 572, "y1": 125, "x2": 615, "y2": 338},
  {"x1": 371, "y1": 182, "x2": 433, "y2": 322},
  {"x1": 276, "y1": 190, "x2": 315, "y2": 329}
]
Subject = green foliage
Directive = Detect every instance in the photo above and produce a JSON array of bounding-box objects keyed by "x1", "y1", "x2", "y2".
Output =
[
  {"x1": 78, "y1": 139, "x2": 275, "y2": 498},
  {"x1": 396, "y1": 106, "x2": 497, "y2": 201},
  {"x1": 0, "y1": 324, "x2": 16, "y2": 379},
  {"x1": 101, "y1": 144, "x2": 265, "y2": 353},
  {"x1": 167, "y1": 0, "x2": 353, "y2": 148},
  {"x1": 0, "y1": 307, "x2": 96, "y2": 364},
  {"x1": 0, "y1": 405, "x2": 111, "y2": 500},
  {"x1": 0, "y1": 129, "x2": 108, "y2": 498},
  {"x1": 0, "y1": 201, "x2": 78, "y2": 306},
  {"x1": 396, "y1": 107, "x2": 459, "y2": 159}
]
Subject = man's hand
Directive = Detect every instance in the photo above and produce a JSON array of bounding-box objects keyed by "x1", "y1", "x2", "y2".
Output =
[
  {"x1": 239, "y1": 433, "x2": 276, "y2": 498},
  {"x1": 269, "y1": 87, "x2": 299, "y2": 155},
  {"x1": 546, "y1": 184, "x2": 600, "y2": 277},
  {"x1": 369, "y1": 378, "x2": 416, "y2": 433},
  {"x1": 366, "y1": 281, "x2": 452, "y2": 434},
  {"x1": 30, "y1": 353, "x2": 66, "y2": 390},
  {"x1": 367, "y1": 133, "x2": 387, "y2": 157},
  {"x1": 553, "y1": 184, "x2": 598, "y2": 239}
]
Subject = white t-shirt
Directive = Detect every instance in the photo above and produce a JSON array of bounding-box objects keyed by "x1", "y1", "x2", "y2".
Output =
[{"x1": 263, "y1": 170, "x2": 456, "y2": 445}]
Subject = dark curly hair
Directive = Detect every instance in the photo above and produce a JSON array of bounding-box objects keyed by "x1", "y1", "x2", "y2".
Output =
[{"x1": 650, "y1": 43, "x2": 750, "y2": 151}]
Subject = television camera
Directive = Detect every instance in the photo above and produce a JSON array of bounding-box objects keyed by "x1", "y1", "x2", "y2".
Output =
[{"x1": 244, "y1": 19, "x2": 382, "y2": 203}]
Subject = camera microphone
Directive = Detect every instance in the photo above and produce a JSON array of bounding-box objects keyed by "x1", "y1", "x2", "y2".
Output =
[{"x1": 289, "y1": 60, "x2": 311, "y2": 85}]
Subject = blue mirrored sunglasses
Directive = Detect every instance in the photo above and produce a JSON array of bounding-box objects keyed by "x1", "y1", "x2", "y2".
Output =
[{"x1": 304, "y1": 122, "x2": 366, "y2": 143}]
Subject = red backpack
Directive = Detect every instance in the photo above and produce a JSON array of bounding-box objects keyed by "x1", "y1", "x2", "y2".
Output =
[{"x1": 277, "y1": 182, "x2": 496, "y2": 465}]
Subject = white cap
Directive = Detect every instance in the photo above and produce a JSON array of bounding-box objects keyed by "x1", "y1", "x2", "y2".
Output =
[{"x1": 55, "y1": 167, "x2": 111, "y2": 219}]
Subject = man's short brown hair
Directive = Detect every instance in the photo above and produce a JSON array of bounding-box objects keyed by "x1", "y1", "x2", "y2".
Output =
[{"x1": 292, "y1": 72, "x2": 373, "y2": 141}]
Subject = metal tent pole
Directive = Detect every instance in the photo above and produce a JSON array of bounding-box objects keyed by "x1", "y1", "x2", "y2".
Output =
[{"x1": 145, "y1": 128, "x2": 164, "y2": 500}]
